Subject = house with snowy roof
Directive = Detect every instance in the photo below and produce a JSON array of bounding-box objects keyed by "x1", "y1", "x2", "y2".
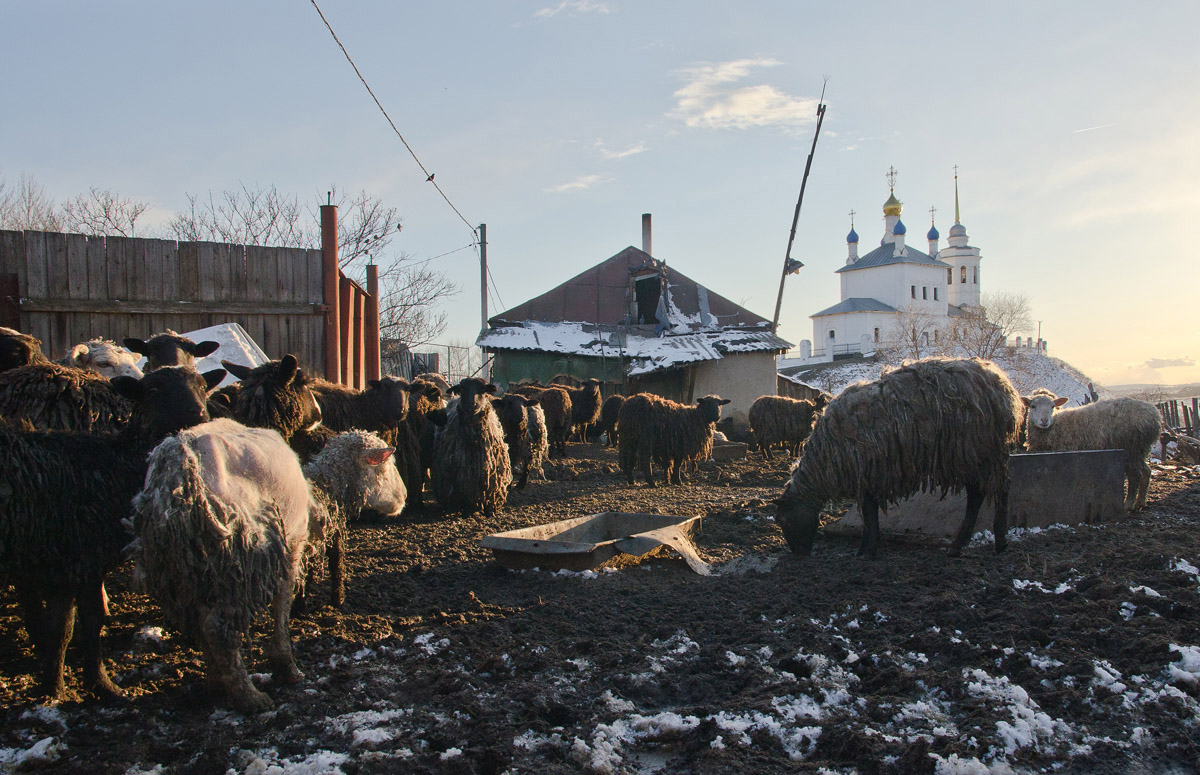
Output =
[
  {"x1": 476, "y1": 215, "x2": 791, "y2": 424},
  {"x1": 794, "y1": 170, "x2": 984, "y2": 363}
]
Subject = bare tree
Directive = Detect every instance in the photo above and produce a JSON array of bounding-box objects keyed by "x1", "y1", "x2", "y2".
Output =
[
  {"x1": 376, "y1": 259, "x2": 457, "y2": 347},
  {"x1": 949, "y1": 292, "x2": 1033, "y2": 360},
  {"x1": 878, "y1": 303, "x2": 946, "y2": 363},
  {"x1": 0, "y1": 172, "x2": 62, "y2": 232},
  {"x1": 165, "y1": 183, "x2": 310, "y2": 247},
  {"x1": 61, "y1": 187, "x2": 149, "y2": 237}
]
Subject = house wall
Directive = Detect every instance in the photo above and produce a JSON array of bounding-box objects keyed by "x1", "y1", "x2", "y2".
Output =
[
  {"x1": 690, "y1": 351, "x2": 778, "y2": 426},
  {"x1": 488, "y1": 350, "x2": 625, "y2": 393}
]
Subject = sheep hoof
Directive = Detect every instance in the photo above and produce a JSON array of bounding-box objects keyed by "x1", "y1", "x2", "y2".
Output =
[{"x1": 232, "y1": 687, "x2": 275, "y2": 713}]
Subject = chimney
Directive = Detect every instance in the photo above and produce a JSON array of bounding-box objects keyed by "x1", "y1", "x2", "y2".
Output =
[{"x1": 641, "y1": 213, "x2": 652, "y2": 256}]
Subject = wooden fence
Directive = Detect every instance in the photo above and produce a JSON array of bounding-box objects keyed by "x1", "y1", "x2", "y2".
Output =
[
  {"x1": 1159, "y1": 397, "x2": 1200, "y2": 438},
  {"x1": 0, "y1": 208, "x2": 378, "y2": 386}
]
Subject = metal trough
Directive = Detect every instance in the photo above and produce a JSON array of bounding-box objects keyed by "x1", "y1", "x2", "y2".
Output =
[
  {"x1": 480, "y1": 512, "x2": 710, "y2": 575},
  {"x1": 825, "y1": 449, "x2": 1128, "y2": 545}
]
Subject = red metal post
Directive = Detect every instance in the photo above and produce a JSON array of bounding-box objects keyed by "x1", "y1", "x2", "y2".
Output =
[
  {"x1": 320, "y1": 204, "x2": 341, "y2": 383},
  {"x1": 351, "y1": 287, "x2": 364, "y2": 390},
  {"x1": 339, "y1": 276, "x2": 352, "y2": 387},
  {"x1": 365, "y1": 263, "x2": 381, "y2": 380}
]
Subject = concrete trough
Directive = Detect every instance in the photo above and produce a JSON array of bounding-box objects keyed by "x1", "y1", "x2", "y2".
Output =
[
  {"x1": 824, "y1": 449, "x2": 1128, "y2": 546},
  {"x1": 480, "y1": 511, "x2": 710, "y2": 574}
]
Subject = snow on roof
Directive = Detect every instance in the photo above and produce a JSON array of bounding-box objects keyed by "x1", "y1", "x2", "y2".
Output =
[
  {"x1": 477, "y1": 321, "x2": 791, "y2": 377},
  {"x1": 133, "y1": 322, "x2": 269, "y2": 387}
]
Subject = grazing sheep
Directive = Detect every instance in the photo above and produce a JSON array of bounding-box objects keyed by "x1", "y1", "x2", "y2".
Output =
[
  {"x1": 429, "y1": 378, "x2": 512, "y2": 516},
  {"x1": 496, "y1": 393, "x2": 548, "y2": 488},
  {"x1": 0, "y1": 327, "x2": 50, "y2": 372},
  {"x1": 566, "y1": 378, "x2": 603, "y2": 442},
  {"x1": 0, "y1": 362, "x2": 133, "y2": 433},
  {"x1": 309, "y1": 376, "x2": 411, "y2": 435},
  {"x1": 124, "y1": 330, "x2": 220, "y2": 372},
  {"x1": 0, "y1": 366, "x2": 223, "y2": 700},
  {"x1": 618, "y1": 393, "x2": 730, "y2": 486},
  {"x1": 222, "y1": 355, "x2": 323, "y2": 454},
  {"x1": 59, "y1": 338, "x2": 143, "y2": 379},
  {"x1": 776, "y1": 357, "x2": 1024, "y2": 559},
  {"x1": 748, "y1": 394, "x2": 829, "y2": 460},
  {"x1": 1023, "y1": 392, "x2": 1163, "y2": 511},
  {"x1": 599, "y1": 394, "x2": 625, "y2": 447}
]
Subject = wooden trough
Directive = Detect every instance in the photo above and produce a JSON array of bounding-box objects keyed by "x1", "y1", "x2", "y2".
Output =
[
  {"x1": 825, "y1": 449, "x2": 1128, "y2": 546},
  {"x1": 480, "y1": 512, "x2": 710, "y2": 574}
]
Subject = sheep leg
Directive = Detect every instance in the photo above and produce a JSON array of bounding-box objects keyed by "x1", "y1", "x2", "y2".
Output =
[
  {"x1": 15, "y1": 584, "x2": 48, "y2": 654},
  {"x1": 517, "y1": 462, "x2": 530, "y2": 489},
  {"x1": 858, "y1": 495, "x2": 881, "y2": 560},
  {"x1": 77, "y1": 579, "x2": 122, "y2": 700},
  {"x1": 266, "y1": 566, "x2": 304, "y2": 686},
  {"x1": 949, "y1": 483, "x2": 986, "y2": 557},
  {"x1": 991, "y1": 486, "x2": 1009, "y2": 554},
  {"x1": 327, "y1": 532, "x2": 345, "y2": 609},
  {"x1": 199, "y1": 606, "x2": 272, "y2": 712},
  {"x1": 1135, "y1": 458, "x2": 1151, "y2": 510},
  {"x1": 38, "y1": 591, "x2": 76, "y2": 700}
]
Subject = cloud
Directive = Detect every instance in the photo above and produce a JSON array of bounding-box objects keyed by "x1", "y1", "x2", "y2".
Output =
[
  {"x1": 1142, "y1": 357, "x2": 1196, "y2": 370},
  {"x1": 669, "y1": 58, "x2": 819, "y2": 132},
  {"x1": 594, "y1": 140, "x2": 647, "y2": 160},
  {"x1": 545, "y1": 174, "x2": 612, "y2": 193},
  {"x1": 533, "y1": 0, "x2": 614, "y2": 19}
]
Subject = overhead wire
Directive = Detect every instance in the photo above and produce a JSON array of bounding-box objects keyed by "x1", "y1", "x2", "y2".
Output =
[{"x1": 309, "y1": 0, "x2": 477, "y2": 237}]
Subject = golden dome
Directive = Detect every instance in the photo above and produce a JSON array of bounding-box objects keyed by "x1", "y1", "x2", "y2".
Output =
[{"x1": 883, "y1": 192, "x2": 902, "y2": 216}]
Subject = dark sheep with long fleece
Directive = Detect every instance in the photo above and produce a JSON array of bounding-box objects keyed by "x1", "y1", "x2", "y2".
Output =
[
  {"x1": 515, "y1": 385, "x2": 572, "y2": 457},
  {"x1": 124, "y1": 330, "x2": 220, "y2": 372},
  {"x1": 617, "y1": 392, "x2": 662, "y2": 484},
  {"x1": 0, "y1": 327, "x2": 50, "y2": 372},
  {"x1": 398, "y1": 377, "x2": 445, "y2": 510},
  {"x1": 776, "y1": 357, "x2": 1024, "y2": 559},
  {"x1": 526, "y1": 402, "x2": 549, "y2": 483},
  {"x1": 222, "y1": 355, "x2": 323, "y2": 453},
  {"x1": 131, "y1": 419, "x2": 406, "y2": 712},
  {"x1": 566, "y1": 378, "x2": 603, "y2": 442},
  {"x1": 0, "y1": 361, "x2": 134, "y2": 433},
  {"x1": 748, "y1": 394, "x2": 829, "y2": 460},
  {"x1": 429, "y1": 378, "x2": 512, "y2": 516},
  {"x1": 309, "y1": 376, "x2": 413, "y2": 436},
  {"x1": 599, "y1": 394, "x2": 625, "y2": 447},
  {"x1": 1023, "y1": 392, "x2": 1163, "y2": 511},
  {"x1": 617, "y1": 393, "x2": 729, "y2": 486},
  {"x1": 496, "y1": 393, "x2": 547, "y2": 488},
  {"x1": 0, "y1": 366, "x2": 224, "y2": 701}
]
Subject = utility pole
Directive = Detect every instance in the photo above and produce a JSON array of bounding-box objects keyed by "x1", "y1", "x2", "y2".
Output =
[
  {"x1": 479, "y1": 223, "x2": 490, "y2": 382},
  {"x1": 771, "y1": 80, "x2": 828, "y2": 334}
]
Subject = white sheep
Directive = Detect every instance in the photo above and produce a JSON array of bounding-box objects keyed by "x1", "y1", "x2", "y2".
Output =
[
  {"x1": 60, "y1": 338, "x2": 143, "y2": 379},
  {"x1": 1023, "y1": 392, "x2": 1163, "y2": 511},
  {"x1": 132, "y1": 418, "x2": 405, "y2": 712}
]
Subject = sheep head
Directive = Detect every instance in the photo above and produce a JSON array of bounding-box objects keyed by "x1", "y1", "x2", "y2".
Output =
[
  {"x1": 69, "y1": 339, "x2": 144, "y2": 379},
  {"x1": 774, "y1": 474, "x2": 823, "y2": 555},
  {"x1": 110, "y1": 366, "x2": 225, "y2": 442},
  {"x1": 125, "y1": 331, "x2": 220, "y2": 372},
  {"x1": 696, "y1": 395, "x2": 732, "y2": 424},
  {"x1": 0, "y1": 327, "x2": 48, "y2": 372},
  {"x1": 450, "y1": 378, "x2": 498, "y2": 418},
  {"x1": 1022, "y1": 393, "x2": 1070, "y2": 431},
  {"x1": 365, "y1": 376, "x2": 412, "y2": 426}
]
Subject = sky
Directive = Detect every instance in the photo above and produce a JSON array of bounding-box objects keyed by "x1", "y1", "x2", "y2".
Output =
[{"x1": 2, "y1": 1, "x2": 1198, "y2": 387}]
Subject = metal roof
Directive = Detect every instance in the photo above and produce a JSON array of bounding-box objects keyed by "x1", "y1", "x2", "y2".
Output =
[
  {"x1": 810, "y1": 297, "x2": 898, "y2": 317},
  {"x1": 836, "y1": 241, "x2": 952, "y2": 273}
]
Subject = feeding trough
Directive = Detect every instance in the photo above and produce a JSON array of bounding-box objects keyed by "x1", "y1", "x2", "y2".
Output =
[{"x1": 480, "y1": 512, "x2": 710, "y2": 575}]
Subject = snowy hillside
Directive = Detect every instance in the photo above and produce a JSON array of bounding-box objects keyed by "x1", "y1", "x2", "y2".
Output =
[{"x1": 780, "y1": 349, "x2": 1105, "y2": 408}]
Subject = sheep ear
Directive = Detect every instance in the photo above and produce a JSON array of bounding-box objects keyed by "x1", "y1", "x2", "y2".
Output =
[
  {"x1": 222, "y1": 360, "x2": 253, "y2": 380},
  {"x1": 367, "y1": 379, "x2": 382, "y2": 390},
  {"x1": 1054, "y1": 396, "x2": 1069, "y2": 407},
  {"x1": 190, "y1": 341, "x2": 220, "y2": 358},
  {"x1": 361, "y1": 447, "x2": 395, "y2": 466},
  {"x1": 279, "y1": 354, "x2": 299, "y2": 383},
  {"x1": 123, "y1": 337, "x2": 149, "y2": 356},
  {"x1": 110, "y1": 375, "x2": 144, "y2": 402},
  {"x1": 1020, "y1": 397, "x2": 1031, "y2": 407},
  {"x1": 70, "y1": 343, "x2": 89, "y2": 364},
  {"x1": 718, "y1": 399, "x2": 731, "y2": 406},
  {"x1": 201, "y1": 369, "x2": 227, "y2": 392},
  {"x1": 485, "y1": 383, "x2": 498, "y2": 394}
]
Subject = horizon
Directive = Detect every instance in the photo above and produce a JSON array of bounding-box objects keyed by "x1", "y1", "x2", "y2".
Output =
[{"x1": 2, "y1": 1, "x2": 1196, "y2": 387}]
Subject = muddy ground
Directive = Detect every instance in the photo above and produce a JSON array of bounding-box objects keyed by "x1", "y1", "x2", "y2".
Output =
[{"x1": 2, "y1": 443, "x2": 1200, "y2": 774}]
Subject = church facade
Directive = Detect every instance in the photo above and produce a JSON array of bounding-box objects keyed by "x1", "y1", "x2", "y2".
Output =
[{"x1": 795, "y1": 172, "x2": 983, "y2": 362}]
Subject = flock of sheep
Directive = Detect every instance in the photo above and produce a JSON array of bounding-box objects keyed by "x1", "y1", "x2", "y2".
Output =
[{"x1": 0, "y1": 326, "x2": 1165, "y2": 712}]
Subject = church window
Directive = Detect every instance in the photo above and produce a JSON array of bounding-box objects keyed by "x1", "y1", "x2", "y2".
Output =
[
  {"x1": 934, "y1": 330, "x2": 939, "y2": 343},
  {"x1": 960, "y1": 266, "x2": 966, "y2": 283},
  {"x1": 934, "y1": 287, "x2": 939, "y2": 301},
  {"x1": 973, "y1": 266, "x2": 978, "y2": 284},
  {"x1": 922, "y1": 287, "x2": 928, "y2": 300},
  {"x1": 911, "y1": 285, "x2": 916, "y2": 299},
  {"x1": 873, "y1": 327, "x2": 880, "y2": 342},
  {"x1": 922, "y1": 331, "x2": 929, "y2": 345},
  {"x1": 947, "y1": 268, "x2": 952, "y2": 284},
  {"x1": 828, "y1": 330, "x2": 835, "y2": 340}
]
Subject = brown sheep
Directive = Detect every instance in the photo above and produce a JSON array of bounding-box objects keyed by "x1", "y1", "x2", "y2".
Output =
[
  {"x1": 618, "y1": 393, "x2": 730, "y2": 486},
  {"x1": 599, "y1": 394, "x2": 625, "y2": 447},
  {"x1": 748, "y1": 394, "x2": 828, "y2": 460}
]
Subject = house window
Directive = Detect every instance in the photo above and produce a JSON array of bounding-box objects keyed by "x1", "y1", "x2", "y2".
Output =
[
  {"x1": 922, "y1": 286, "x2": 928, "y2": 300},
  {"x1": 934, "y1": 287, "x2": 939, "y2": 301},
  {"x1": 960, "y1": 266, "x2": 966, "y2": 283},
  {"x1": 634, "y1": 274, "x2": 662, "y2": 324},
  {"x1": 911, "y1": 285, "x2": 916, "y2": 299},
  {"x1": 873, "y1": 327, "x2": 880, "y2": 342}
]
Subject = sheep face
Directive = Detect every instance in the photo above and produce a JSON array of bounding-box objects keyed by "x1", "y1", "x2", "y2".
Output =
[
  {"x1": 125, "y1": 331, "x2": 220, "y2": 372},
  {"x1": 1023, "y1": 394, "x2": 1070, "y2": 431},
  {"x1": 110, "y1": 366, "x2": 225, "y2": 439},
  {"x1": 68, "y1": 339, "x2": 144, "y2": 379},
  {"x1": 696, "y1": 395, "x2": 732, "y2": 423},
  {"x1": 365, "y1": 376, "x2": 411, "y2": 426},
  {"x1": 358, "y1": 445, "x2": 407, "y2": 516},
  {"x1": 223, "y1": 355, "x2": 322, "y2": 440},
  {"x1": 450, "y1": 378, "x2": 498, "y2": 418},
  {"x1": 775, "y1": 487, "x2": 821, "y2": 555}
]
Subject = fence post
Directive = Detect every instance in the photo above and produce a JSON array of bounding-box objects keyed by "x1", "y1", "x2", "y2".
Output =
[
  {"x1": 351, "y1": 286, "x2": 364, "y2": 391},
  {"x1": 366, "y1": 263, "x2": 380, "y2": 380},
  {"x1": 320, "y1": 204, "x2": 341, "y2": 384},
  {"x1": 339, "y1": 277, "x2": 352, "y2": 388}
]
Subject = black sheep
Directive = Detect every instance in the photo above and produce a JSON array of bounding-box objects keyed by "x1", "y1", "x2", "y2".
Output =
[{"x1": 123, "y1": 330, "x2": 220, "y2": 372}]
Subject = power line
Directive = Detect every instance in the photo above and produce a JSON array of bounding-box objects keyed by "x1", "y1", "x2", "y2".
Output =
[{"x1": 309, "y1": 0, "x2": 477, "y2": 236}]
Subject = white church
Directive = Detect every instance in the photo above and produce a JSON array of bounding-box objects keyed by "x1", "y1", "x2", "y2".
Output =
[{"x1": 794, "y1": 169, "x2": 985, "y2": 362}]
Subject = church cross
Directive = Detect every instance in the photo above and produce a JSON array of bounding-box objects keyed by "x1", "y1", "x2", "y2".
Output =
[{"x1": 886, "y1": 166, "x2": 898, "y2": 192}]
